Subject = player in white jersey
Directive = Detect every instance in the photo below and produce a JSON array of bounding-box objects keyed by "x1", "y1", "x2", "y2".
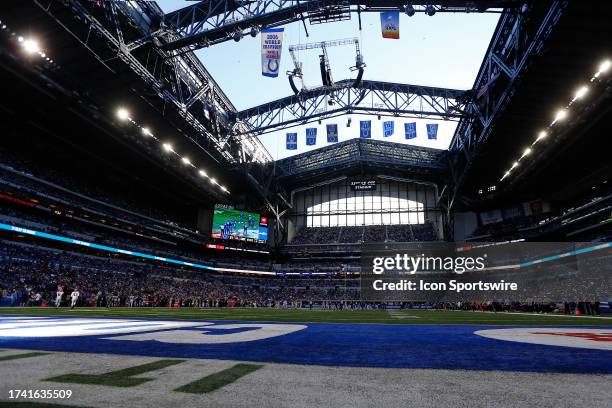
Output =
[
  {"x1": 55, "y1": 286, "x2": 64, "y2": 308},
  {"x1": 70, "y1": 289, "x2": 80, "y2": 308}
]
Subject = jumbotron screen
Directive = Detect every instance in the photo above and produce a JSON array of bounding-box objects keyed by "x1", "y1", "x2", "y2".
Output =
[{"x1": 211, "y1": 205, "x2": 268, "y2": 244}]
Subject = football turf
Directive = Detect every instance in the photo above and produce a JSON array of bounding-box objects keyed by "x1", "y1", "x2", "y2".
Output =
[{"x1": 0, "y1": 307, "x2": 610, "y2": 326}]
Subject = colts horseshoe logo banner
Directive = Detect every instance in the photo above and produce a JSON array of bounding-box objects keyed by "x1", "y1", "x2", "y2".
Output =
[
  {"x1": 327, "y1": 124, "x2": 338, "y2": 143},
  {"x1": 383, "y1": 121, "x2": 394, "y2": 137},
  {"x1": 426, "y1": 123, "x2": 439, "y2": 140},
  {"x1": 405, "y1": 122, "x2": 417, "y2": 139},
  {"x1": 360, "y1": 121, "x2": 372, "y2": 139},
  {"x1": 306, "y1": 128, "x2": 317, "y2": 146},
  {"x1": 261, "y1": 28, "x2": 284, "y2": 78},
  {"x1": 286, "y1": 133, "x2": 297, "y2": 150}
]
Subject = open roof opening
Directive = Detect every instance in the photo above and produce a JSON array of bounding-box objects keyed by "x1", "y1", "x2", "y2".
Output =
[{"x1": 157, "y1": 1, "x2": 499, "y2": 160}]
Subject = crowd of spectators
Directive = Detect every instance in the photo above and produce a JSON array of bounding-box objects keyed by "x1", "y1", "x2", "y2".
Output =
[
  {"x1": 0, "y1": 203, "x2": 276, "y2": 273},
  {"x1": 468, "y1": 214, "x2": 549, "y2": 241},
  {"x1": 386, "y1": 225, "x2": 413, "y2": 242},
  {"x1": 0, "y1": 241, "x2": 357, "y2": 308},
  {"x1": 0, "y1": 149, "x2": 201, "y2": 239},
  {"x1": 1, "y1": 240, "x2": 609, "y2": 311},
  {"x1": 410, "y1": 223, "x2": 438, "y2": 241},
  {"x1": 468, "y1": 188, "x2": 611, "y2": 242},
  {"x1": 290, "y1": 222, "x2": 438, "y2": 245},
  {"x1": 405, "y1": 300, "x2": 603, "y2": 315}
]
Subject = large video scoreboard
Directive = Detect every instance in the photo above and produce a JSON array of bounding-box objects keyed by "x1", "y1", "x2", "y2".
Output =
[{"x1": 211, "y1": 204, "x2": 268, "y2": 244}]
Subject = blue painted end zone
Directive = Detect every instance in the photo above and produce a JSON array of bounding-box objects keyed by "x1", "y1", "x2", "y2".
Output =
[{"x1": 0, "y1": 316, "x2": 611, "y2": 374}]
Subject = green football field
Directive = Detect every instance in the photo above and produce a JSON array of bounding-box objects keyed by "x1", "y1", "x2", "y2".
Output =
[{"x1": 0, "y1": 307, "x2": 610, "y2": 326}]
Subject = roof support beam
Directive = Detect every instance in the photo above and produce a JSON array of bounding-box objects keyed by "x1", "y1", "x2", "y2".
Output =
[
  {"x1": 162, "y1": 1, "x2": 522, "y2": 51},
  {"x1": 235, "y1": 80, "x2": 472, "y2": 135},
  {"x1": 444, "y1": 1, "x2": 568, "y2": 213}
]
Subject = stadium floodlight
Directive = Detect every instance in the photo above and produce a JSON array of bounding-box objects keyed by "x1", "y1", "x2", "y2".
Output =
[
  {"x1": 511, "y1": 161, "x2": 519, "y2": 169},
  {"x1": 593, "y1": 59, "x2": 610, "y2": 78},
  {"x1": 141, "y1": 127, "x2": 152, "y2": 136},
  {"x1": 233, "y1": 31, "x2": 242, "y2": 42},
  {"x1": 162, "y1": 142, "x2": 173, "y2": 152},
  {"x1": 250, "y1": 26, "x2": 258, "y2": 38},
  {"x1": 534, "y1": 131, "x2": 547, "y2": 144},
  {"x1": 220, "y1": 186, "x2": 228, "y2": 192},
  {"x1": 404, "y1": 5, "x2": 416, "y2": 16},
  {"x1": 553, "y1": 109, "x2": 567, "y2": 123},
  {"x1": 116, "y1": 108, "x2": 130, "y2": 121},
  {"x1": 425, "y1": 5, "x2": 436, "y2": 16},
  {"x1": 181, "y1": 157, "x2": 191, "y2": 165},
  {"x1": 522, "y1": 147, "x2": 532, "y2": 157},
  {"x1": 198, "y1": 169, "x2": 207, "y2": 177},
  {"x1": 22, "y1": 38, "x2": 40, "y2": 54},
  {"x1": 209, "y1": 177, "x2": 216, "y2": 184},
  {"x1": 573, "y1": 86, "x2": 588, "y2": 101}
]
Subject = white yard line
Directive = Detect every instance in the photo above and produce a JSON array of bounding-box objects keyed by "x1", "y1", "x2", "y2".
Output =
[{"x1": 387, "y1": 310, "x2": 421, "y2": 319}]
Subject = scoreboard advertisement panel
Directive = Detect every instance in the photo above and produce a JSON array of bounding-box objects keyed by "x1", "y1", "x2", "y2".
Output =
[{"x1": 212, "y1": 205, "x2": 268, "y2": 244}]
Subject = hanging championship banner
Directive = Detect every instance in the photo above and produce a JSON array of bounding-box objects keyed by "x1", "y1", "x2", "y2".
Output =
[
  {"x1": 383, "y1": 121, "x2": 394, "y2": 137},
  {"x1": 405, "y1": 122, "x2": 417, "y2": 139},
  {"x1": 327, "y1": 124, "x2": 338, "y2": 143},
  {"x1": 286, "y1": 133, "x2": 297, "y2": 150},
  {"x1": 426, "y1": 123, "x2": 439, "y2": 140},
  {"x1": 380, "y1": 11, "x2": 400, "y2": 39},
  {"x1": 261, "y1": 28, "x2": 284, "y2": 78},
  {"x1": 360, "y1": 121, "x2": 372, "y2": 139},
  {"x1": 306, "y1": 128, "x2": 317, "y2": 145}
]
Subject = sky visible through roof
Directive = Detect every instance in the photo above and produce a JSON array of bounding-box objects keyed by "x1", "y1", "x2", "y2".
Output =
[{"x1": 157, "y1": 1, "x2": 499, "y2": 160}]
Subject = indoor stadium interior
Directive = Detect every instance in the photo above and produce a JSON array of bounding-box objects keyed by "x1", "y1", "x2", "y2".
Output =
[{"x1": 0, "y1": 1, "x2": 610, "y2": 407}]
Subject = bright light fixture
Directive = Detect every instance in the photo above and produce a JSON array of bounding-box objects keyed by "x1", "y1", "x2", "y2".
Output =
[
  {"x1": 209, "y1": 177, "x2": 216, "y2": 184},
  {"x1": 22, "y1": 38, "x2": 40, "y2": 54},
  {"x1": 502, "y1": 58, "x2": 609, "y2": 182},
  {"x1": 162, "y1": 143, "x2": 173, "y2": 152},
  {"x1": 198, "y1": 170, "x2": 207, "y2": 177},
  {"x1": 573, "y1": 86, "x2": 588, "y2": 100},
  {"x1": 116, "y1": 108, "x2": 130, "y2": 121},
  {"x1": 141, "y1": 127, "x2": 152, "y2": 136},
  {"x1": 554, "y1": 109, "x2": 567, "y2": 122},
  {"x1": 181, "y1": 157, "x2": 191, "y2": 165}
]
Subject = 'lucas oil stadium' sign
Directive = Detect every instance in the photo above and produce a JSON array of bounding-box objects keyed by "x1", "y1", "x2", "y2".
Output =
[{"x1": 350, "y1": 180, "x2": 377, "y2": 191}]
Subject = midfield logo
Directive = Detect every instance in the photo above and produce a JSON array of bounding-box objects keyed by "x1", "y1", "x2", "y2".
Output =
[
  {"x1": 475, "y1": 328, "x2": 612, "y2": 350},
  {"x1": 531, "y1": 332, "x2": 612, "y2": 342},
  {"x1": 0, "y1": 317, "x2": 306, "y2": 343}
]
